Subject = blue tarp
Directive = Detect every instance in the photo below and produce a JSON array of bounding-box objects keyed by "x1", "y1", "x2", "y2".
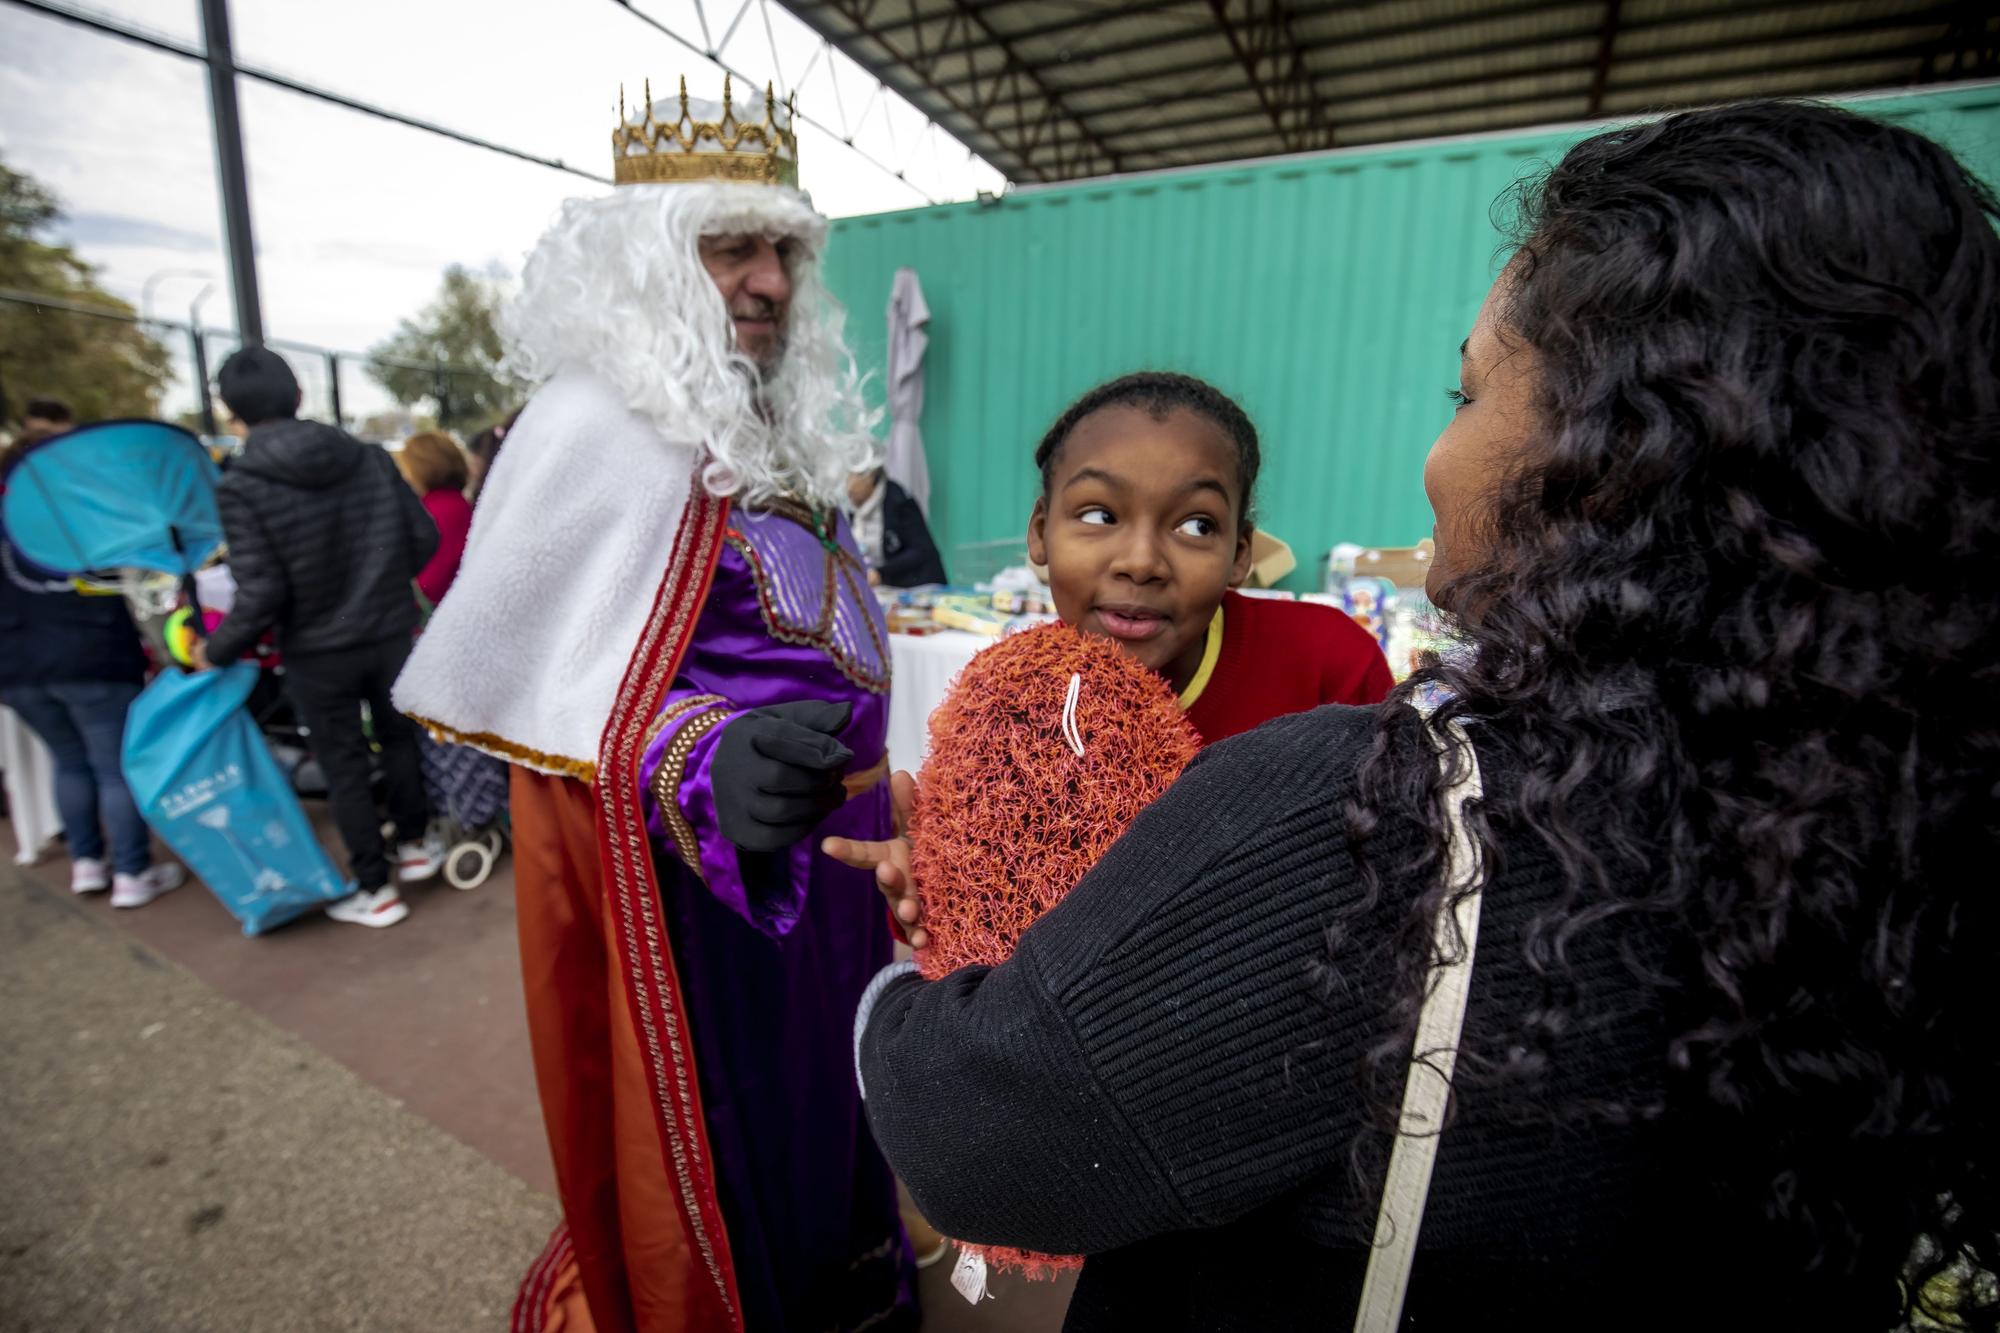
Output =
[
  {"x1": 1, "y1": 419, "x2": 222, "y2": 577},
  {"x1": 121, "y1": 663, "x2": 351, "y2": 936}
]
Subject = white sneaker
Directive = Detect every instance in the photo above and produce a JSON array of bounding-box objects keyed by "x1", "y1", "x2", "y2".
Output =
[
  {"x1": 395, "y1": 835, "x2": 447, "y2": 883},
  {"x1": 71, "y1": 858, "x2": 111, "y2": 894},
  {"x1": 325, "y1": 886, "x2": 410, "y2": 928},
  {"x1": 110, "y1": 863, "x2": 185, "y2": 909}
]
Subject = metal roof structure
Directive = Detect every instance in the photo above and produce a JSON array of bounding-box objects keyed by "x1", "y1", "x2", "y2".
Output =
[{"x1": 782, "y1": 0, "x2": 2000, "y2": 183}]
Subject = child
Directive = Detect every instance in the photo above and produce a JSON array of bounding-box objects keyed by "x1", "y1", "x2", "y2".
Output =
[
  {"x1": 1028, "y1": 370, "x2": 1391, "y2": 744},
  {"x1": 829, "y1": 369, "x2": 1394, "y2": 944}
]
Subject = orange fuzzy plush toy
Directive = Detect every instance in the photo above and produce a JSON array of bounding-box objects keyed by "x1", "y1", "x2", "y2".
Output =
[{"x1": 908, "y1": 620, "x2": 1199, "y2": 1279}]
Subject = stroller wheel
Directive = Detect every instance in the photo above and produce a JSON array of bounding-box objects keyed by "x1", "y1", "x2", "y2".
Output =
[
  {"x1": 481, "y1": 828, "x2": 505, "y2": 859},
  {"x1": 445, "y1": 841, "x2": 496, "y2": 891}
]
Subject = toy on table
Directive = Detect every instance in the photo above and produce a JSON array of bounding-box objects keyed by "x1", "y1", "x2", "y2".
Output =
[
  {"x1": 1337, "y1": 575, "x2": 1396, "y2": 652},
  {"x1": 908, "y1": 621, "x2": 1199, "y2": 1287}
]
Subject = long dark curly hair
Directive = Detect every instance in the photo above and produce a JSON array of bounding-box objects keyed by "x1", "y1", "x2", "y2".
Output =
[{"x1": 1342, "y1": 101, "x2": 2000, "y2": 1322}]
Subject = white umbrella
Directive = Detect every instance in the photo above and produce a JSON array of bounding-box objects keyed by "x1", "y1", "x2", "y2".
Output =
[{"x1": 886, "y1": 267, "x2": 932, "y2": 516}]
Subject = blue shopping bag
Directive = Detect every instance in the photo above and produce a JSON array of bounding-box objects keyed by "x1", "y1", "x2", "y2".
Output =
[{"x1": 123, "y1": 664, "x2": 352, "y2": 936}]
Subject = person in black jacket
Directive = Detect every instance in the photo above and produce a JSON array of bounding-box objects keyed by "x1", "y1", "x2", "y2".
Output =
[
  {"x1": 849, "y1": 104, "x2": 2000, "y2": 1330},
  {"x1": 844, "y1": 467, "x2": 946, "y2": 587},
  {"x1": 196, "y1": 348, "x2": 441, "y2": 928},
  {"x1": 1, "y1": 517, "x2": 186, "y2": 909}
]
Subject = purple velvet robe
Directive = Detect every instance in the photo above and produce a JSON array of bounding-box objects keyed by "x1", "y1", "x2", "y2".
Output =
[{"x1": 638, "y1": 503, "x2": 917, "y2": 1332}]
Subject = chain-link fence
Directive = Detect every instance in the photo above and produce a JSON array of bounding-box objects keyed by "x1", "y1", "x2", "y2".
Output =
[{"x1": 1, "y1": 288, "x2": 502, "y2": 445}]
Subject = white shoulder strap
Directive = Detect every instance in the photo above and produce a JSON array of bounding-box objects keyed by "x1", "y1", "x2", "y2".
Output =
[{"x1": 1352, "y1": 713, "x2": 1487, "y2": 1332}]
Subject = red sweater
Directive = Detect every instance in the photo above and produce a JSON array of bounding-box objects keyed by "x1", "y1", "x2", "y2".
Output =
[
  {"x1": 416, "y1": 488, "x2": 472, "y2": 606},
  {"x1": 1181, "y1": 590, "x2": 1394, "y2": 746}
]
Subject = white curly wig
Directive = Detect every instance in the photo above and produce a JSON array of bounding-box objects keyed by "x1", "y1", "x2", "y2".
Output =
[{"x1": 501, "y1": 182, "x2": 879, "y2": 508}]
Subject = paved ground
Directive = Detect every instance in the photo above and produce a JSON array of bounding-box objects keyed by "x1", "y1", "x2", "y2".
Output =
[
  {"x1": 0, "y1": 860, "x2": 557, "y2": 1332},
  {"x1": 7, "y1": 816, "x2": 558, "y2": 1198},
  {"x1": 1, "y1": 813, "x2": 1075, "y2": 1331}
]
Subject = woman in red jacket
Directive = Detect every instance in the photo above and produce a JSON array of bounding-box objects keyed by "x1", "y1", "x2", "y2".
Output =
[{"x1": 396, "y1": 431, "x2": 473, "y2": 606}]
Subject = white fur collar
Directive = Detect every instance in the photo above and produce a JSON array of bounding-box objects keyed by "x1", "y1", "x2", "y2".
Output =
[{"x1": 393, "y1": 372, "x2": 699, "y2": 781}]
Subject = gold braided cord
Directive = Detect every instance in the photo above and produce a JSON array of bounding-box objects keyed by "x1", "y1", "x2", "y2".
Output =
[
  {"x1": 647, "y1": 692, "x2": 733, "y2": 745},
  {"x1": 651, "y1": 704, "x2": 733, "y2": 878},
  {"x1": 407, "y1": 712, "x2": 597, "y2": 784}
]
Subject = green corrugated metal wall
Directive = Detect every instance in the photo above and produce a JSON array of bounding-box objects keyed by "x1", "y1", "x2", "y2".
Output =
[{"x1": 825, "y1": 84, "x2": 2000, "y2": 589}]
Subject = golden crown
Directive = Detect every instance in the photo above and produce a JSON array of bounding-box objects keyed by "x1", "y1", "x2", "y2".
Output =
[{"x1": 613, "y1": 74, "x2": 799, "y2": 188}]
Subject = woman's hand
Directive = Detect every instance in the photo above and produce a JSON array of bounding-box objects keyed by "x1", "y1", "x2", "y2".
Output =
[{"x1": 823, "y1": 770, "x2": 927, "y2": 949}]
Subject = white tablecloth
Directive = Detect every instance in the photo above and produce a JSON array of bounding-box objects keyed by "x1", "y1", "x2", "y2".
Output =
[
  {"x1": 886, "y1": 630, "x2": 987, "y2": 775},
  {"x1": 1, "y1": 705, "x2": 63, "y2": 864}
]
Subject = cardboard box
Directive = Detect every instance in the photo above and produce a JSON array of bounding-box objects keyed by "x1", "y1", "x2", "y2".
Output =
[
  {"x1": 1245, "y1": 530, "x2": 1297, "y2": 589},
  {"x1": 1345, "y1": 541, "x2": 1433, "y2": 591}
]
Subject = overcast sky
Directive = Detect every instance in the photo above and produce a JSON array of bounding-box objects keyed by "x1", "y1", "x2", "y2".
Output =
[{"x1": 0, "y1": 0, "x2": 1006, "y2": 423}]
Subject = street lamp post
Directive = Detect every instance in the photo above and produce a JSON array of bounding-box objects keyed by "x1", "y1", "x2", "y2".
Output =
[
  {"x1": 140, "y1": 268, "x2": 213, "y2": 326},
  {"x1": 189, "y1": 284, "x2": 219, "y2": 436}
]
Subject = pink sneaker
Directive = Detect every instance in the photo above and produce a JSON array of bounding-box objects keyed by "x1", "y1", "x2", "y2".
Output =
[
  {"x1": 71, "y1": 858, "x2": 110, "y2": 894},
  {"x1": 110, "y1": 863, "x2": 185, "y2": 909}
]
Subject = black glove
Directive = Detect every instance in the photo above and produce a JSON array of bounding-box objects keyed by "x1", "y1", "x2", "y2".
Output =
[{"x1": 711, "y1": 699, "x2": 854, "y2": 853}]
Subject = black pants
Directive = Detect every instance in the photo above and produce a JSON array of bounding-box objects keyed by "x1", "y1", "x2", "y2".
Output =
[{"x1": 282, "y1": 636, "x2": 429, "y2": 892}]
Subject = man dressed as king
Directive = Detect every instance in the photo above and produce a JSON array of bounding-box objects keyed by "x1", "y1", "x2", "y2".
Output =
[{"x1": 395, "y1": 79, "x2": 919, "y2": 1333}]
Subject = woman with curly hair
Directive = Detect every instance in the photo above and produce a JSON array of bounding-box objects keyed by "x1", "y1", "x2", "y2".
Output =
[{"x1": 852, "y1": 100, "x2": 2000, "y2": 1330}]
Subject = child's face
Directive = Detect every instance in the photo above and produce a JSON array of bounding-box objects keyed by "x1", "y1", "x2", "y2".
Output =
[{"x1": 1029, "y1": 405, "x2": 1253, "y2": 692}]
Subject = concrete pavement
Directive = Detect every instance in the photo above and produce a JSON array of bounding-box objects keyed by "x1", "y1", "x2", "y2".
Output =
[
  {"x1": 1, "y1": 813, "x2": 1074, "y2": 1332},
  {"x1": 0, "y1": 861, "x2": 558, "y2": 1332}
]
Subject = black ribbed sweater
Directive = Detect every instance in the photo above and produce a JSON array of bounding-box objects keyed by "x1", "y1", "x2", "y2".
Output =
[{"x1": 858, "y1": 704, "x2": 1878, "y2": 1331}]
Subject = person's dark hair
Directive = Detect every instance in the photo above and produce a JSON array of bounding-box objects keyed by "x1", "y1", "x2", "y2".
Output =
[
  {"x1": 1034, "y1": 371, "x2": 1260, "y2": 526},
  {"x1": 466, "y1": 404, "x2": 523, "y2": 504},
  {"x1": 216, "y1": 347, "x2": 301, "y2": 426},
  {"x1": 1337, "y1": 101, "x2": 2000, "y2": 1321},
  {"x1": 470, "y1": 404, "x2": 524, "y2": 462},
  {"x1": 23, "y1": 397, "x2": 72, "y2": 424}
]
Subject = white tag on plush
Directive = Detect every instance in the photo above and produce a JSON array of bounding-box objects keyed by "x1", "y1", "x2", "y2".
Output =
[{"x1": 951, "y1": 1248, "x2": 988, "y2": 1304}]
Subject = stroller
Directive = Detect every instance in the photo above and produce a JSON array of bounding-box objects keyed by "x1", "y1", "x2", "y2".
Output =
[
  {"x1": 194, "y1": 550, "x2": 509, "y2": 890},
  {"x1": 177, "y1": 562, "x2": 329, "y2": 800},
  {"x1": 416, "y1": 730, "x2": 509, "y2": 890}
]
